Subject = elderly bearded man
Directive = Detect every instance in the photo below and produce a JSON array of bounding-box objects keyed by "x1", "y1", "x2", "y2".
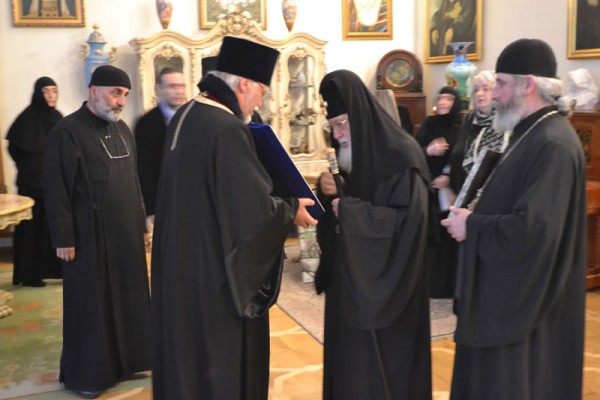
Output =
[{"x1": 442, "y1": 38, "x2": 587, "y2": 400}]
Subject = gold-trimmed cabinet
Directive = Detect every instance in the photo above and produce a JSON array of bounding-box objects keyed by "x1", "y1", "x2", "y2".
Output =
[{"x1": 129, "y1": 12, "x2": 330, "y2": 179}]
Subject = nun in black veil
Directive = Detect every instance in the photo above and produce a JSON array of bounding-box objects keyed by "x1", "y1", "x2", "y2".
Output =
[
  {"x1": 6, "y1": 77, "x2": 63, "y2": 287},
  {"x1": 415, "y1": 86, "x2": 462, "y2": 298}
]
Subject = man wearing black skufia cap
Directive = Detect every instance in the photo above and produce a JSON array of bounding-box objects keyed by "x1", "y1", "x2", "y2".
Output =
[
  {"x1": 151, "y1": 36, "x2": 317, "y2": 400},
  {"x1": 442, "y1": 38, "x2": 586, "y2": 400},
  {"x1": 316, "y1": 69, "x2": 432, "y2": 399},
  {"x1": 43, "y1": 65, "x2": 151, "y2": 399}
]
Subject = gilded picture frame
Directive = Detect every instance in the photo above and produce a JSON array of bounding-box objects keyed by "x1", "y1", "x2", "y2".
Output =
[
  {"x1": 199, "y1": 0, "x2": 266, "y2": 30},
  {"x1": 12, "y1": 0, "x2": 85, "y2": 27},
  {"x1": 342, "y1": 0, "x2": 393, "y2": 41},
  {"x1": 424, "y1": 0, "x2": 482, "y2": 64},
  {"x1": 567, "y1": 0, "x2": 600, "y2": 59}
]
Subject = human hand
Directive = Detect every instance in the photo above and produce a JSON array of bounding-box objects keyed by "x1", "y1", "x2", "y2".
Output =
[
  {"x1": 432, "y1": 175, "x2": 450, "y2": 189},
  {"x1": 426, "y1": 137, "x2": 449, "y2": 156},
  {"x1": 319, "y1": 172, "x2": 338, "y2": 196},
  {"x1": 441, "y1": 206, "x2": 471, "y2": 242},
  {"x1": 332, "y1": 198, "x2": 340, "y2": 218},
  {"x1": 294, "y1": 198, "x2": 318, "y2": 228},
  {"x1": 56, "y1": 247, "x2": 76, "y2": 262}
]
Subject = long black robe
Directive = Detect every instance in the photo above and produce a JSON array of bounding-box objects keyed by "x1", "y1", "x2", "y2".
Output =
[
  {"x1": 6, "y1": 77, "x2": 62, "y2": 285},
  {"x1": 134, "y1": 105, "x2": 167, "y2": 216},
  {"x1": 416, "y1": 102, "x2": 461, "y2": 298},
  {"x1": 317, "y1": 70, "x2": 432, "y2": 400},
  {"x1": 151, "y1": 75, "x2": 297, "y2": 400},
  {"x1": 451, "y1": 106, "x2": 587, "y2": 400},
  {"x1": 43, "y1": 104, "x2": 151, "y2": 392}
]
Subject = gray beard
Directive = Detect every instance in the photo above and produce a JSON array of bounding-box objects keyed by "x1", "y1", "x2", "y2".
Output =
[
  {"x1": 337, "y1": 145, "x2": 352, "y2": 174},
  {"x1": 101, "y1": 109, "x2": 121, "y2": 122},
  {"x1": 492, "y1": 95, "x2": 525, "y2": 133}
]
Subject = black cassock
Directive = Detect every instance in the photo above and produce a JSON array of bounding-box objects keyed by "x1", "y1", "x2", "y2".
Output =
[
  {"x1": 134, "y1": 106, "x2": 167, "y2": 216},
  {"x1": 316, "y1": 70, "x2": 432, "y2": 400},
  {"x1": 6, "y1": 93, "x2": 62, "y2": 285},
  {"x1": 152, "y1": 75, "x2": 297, "y2": 400},
  {"x1": 451, "y1": 107, "x2": 587, "y2": 400},
  {"x1": 43, "y1": 104, "x2": 151, "y2": 392},
  {"x1": 317, "y1": 171, "x2": 432, "y2": 400}
]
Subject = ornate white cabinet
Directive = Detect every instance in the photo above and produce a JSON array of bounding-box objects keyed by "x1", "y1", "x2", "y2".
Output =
[{"x1": 130, "y1": 12, "x2": 329, "y2": 179}]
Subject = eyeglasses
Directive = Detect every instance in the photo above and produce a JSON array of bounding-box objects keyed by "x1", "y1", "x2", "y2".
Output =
[
  {"x1": 258, "y1": 83, "x2": 271, "y2": 100},
  {"x1": 330, "y1": 119, "x2": 349, "y2": 130},
  {"x1": 99, "y1": 132, "x2": 130, "y2": 159}
]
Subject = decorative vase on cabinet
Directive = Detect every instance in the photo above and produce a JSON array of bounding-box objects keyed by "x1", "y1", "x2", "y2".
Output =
[
  {"x1": 445, "y1": 42, "x2": 477, "y2": 111},
  {"x1": 282, "y1": 0, "x2": 297, "y2": 32},
  {"x1": 156, "y1": 0, "x2": 173, "y2": 29}
]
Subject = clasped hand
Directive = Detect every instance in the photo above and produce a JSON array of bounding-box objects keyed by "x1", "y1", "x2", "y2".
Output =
[
  {"x1": 294, "y1": 198, "x2": 318, "y2": 229},
  {"x1": 57, "y1": 247, "x2": 76, "y2": 262}
]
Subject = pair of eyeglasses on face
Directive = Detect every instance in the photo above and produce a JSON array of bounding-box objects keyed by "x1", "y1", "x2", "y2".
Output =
[
  {"x1": 330, "y1": 119, "x2": 349, "y2": 130},
  {"x1": 258, "y1": 83, "x2": 271, "y2": 100}
]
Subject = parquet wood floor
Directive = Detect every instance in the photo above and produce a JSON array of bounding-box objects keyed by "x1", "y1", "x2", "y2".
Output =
[{"x1": 269, "y1": 290, "x2": 600, "y2": 400}]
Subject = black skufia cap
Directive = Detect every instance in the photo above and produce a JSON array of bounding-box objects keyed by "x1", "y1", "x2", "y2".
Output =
[
  {"x1": 216, "y1": 36, "x2": 280, "y2": 86},
  {"x1": 495, "y1": 38, "x2": 557, "y2": 78},
  {"x1": 201, "y1": 56, "x2": 218, "y2": 78},
  {"x1": 89, "y1": 65, "x2": 131, "y2": 89}
]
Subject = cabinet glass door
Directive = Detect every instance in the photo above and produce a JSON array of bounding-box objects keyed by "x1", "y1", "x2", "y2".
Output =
[{"x1": 287, "y1": 55, "x2": 317, "y2": 155}]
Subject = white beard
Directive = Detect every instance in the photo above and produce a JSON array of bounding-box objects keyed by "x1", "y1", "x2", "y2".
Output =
[
  {"x1": 337, "y1": 144, "x2": 352, "y2": 174},
  {"x1": 492, "y1": 92, "x2": 525, "y2": 133}
]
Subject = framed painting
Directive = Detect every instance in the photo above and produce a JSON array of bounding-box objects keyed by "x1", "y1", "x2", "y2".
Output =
[
  {"x1": 567, "y1": 0, "x2": 600, "y2": 59},
  {"x1": 424, "y1": 0, "x2": 482, "y2": 64},
  {"x1": 12, "y1": 0, "x2": 85, "y2": 27},
  {"x1": 199, "y1": 0, "x2": 266, "y2": 30},
  {"x1": 342, "y1": 0, "x2": 393, "y2": 40}
]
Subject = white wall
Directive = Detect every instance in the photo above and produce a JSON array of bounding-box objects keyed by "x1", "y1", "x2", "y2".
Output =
[
  {"x1": 0, "y1": 0, "x2": 415, "y2": 194},
  {"x1": 2, "y1": 0, "x2": 598, "y2": 194},
  {"x1": 416, "y1": 0, "x2": 600, "y2": 112}
]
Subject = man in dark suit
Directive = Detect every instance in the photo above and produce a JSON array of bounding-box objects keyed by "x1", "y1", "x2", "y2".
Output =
[{"x1": 134, "y1": 67, "x2": 187, "y2": 231}]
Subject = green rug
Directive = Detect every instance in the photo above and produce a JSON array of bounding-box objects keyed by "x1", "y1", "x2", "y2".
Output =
[{"x1": 0, "y1": 252, "x2": 151, "y2": 399}]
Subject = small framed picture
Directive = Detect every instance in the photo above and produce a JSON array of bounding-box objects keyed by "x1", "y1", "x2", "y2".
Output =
[
  {"x1": 567, "y1": 0, "x2": 600, "y2": 59},
  {"x1": 342, "y1": 0, "x2": 393, "y2": 41},
  {"x1": 12, "y1": 0, "x2": 85, "y2": 27},
  {"x1": 424, "y1": 0, "x2": 482, "y2": 64},
  {"x1": 199, "y1": 0, "x2": 266, "y2": 30}
]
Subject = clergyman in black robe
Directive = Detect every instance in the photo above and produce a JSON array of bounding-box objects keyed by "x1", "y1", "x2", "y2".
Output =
[
  {"x1": 316, "y1": 69, "x2": 432, "y2": 400},
  {"x1": 43, "y1": 66, "x2": 151, "y2": 398},
  {"x1": 6, "y1": 76, "x2": 62, "y2": 287},
  {"x1": 442, "y1": 38, "x2": 587, "y2": 400},
  {"x1": 151, "y1": 37, "x2": 317, "y2": 400}
]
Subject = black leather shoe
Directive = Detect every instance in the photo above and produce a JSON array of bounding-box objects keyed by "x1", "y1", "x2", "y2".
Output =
[
  {"x1": 22, "y1": 280, "x2": 46, "y2": 287},
  {"x1": 123, "y1": 372, "x2": 148, "y2": 381},
  {"x1": 72, "y1": 389, "x2": 103, "y2": 399}
]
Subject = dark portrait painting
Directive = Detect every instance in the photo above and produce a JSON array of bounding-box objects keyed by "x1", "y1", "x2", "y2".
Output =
[
  {"x1": 568, "y1": 0, "x2": 600, "y2": 58},
  {"x1": 576, "y1": 0, "x2": 600, "y2": 50},
  {"x1": 426, "y1": 0, "x2": 482, "y2": 63}
]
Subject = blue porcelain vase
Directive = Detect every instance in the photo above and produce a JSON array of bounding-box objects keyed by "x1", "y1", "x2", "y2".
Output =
[
  {"x1": 80, "y1": 24, "x2": 117, "y2": 85},
  {"x1": 445, "y1": 42, "x2": 477, "y2": 111}
]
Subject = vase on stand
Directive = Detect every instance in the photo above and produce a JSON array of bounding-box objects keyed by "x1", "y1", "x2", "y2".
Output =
[
  {"x1": 156, "y1": 0, "x2": 173, "y2": 29},
  {"x1": 282, "y1": 0, "x2": 297, "y2": 32},
  {"x1": 445, "y1": 42, "x2": 477, "y2": 111}
]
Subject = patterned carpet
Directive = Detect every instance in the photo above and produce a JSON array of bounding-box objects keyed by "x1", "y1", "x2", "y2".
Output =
[
  {"x1": 0, "y1": 252, "x2": 151, "y2": 400},
  {"x1": 277, "y1": 241, "x2": 456, "y2": 344}
]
